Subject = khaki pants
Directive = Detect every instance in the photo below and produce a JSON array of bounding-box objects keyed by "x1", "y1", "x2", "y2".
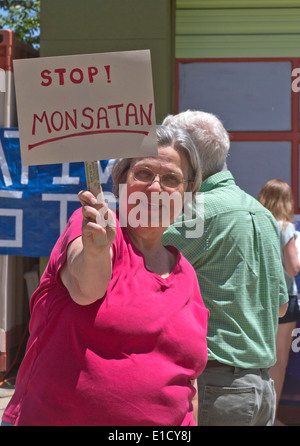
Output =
[{"x1": 197, "y1": 366, "x2": 276, "y2": 426}]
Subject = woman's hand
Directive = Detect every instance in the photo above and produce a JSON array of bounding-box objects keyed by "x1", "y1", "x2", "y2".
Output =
[{"x1": 78, "y1": 190, "x2": 116, "y2": 250}]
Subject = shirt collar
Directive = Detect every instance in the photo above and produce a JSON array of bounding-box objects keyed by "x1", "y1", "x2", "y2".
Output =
[{"x1": 199, "y1": 170, "x2": 235, "y2": 192}]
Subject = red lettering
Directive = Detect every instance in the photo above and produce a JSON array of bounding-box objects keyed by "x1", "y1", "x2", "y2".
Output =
[
  {"x1": 97, "y1": 107, "x2": 109, "y2": 128},
  {"x1": 81, "y1": 107, "x2": 94, "y2": 130},
  {"x1": 41, "y1": 69, "x2": 52, "y2": 87},
  {"x1": 39, "y1": 66, "x2": 107, "y2": 86},
  {"x1": 126, "y1": 103, "x2": 139, "y2": 126},
  {"x1": 108, "y1": 104, "x2": 124, "y2": 126},
  {"x1": 140, "y1": 103, "x2": 152, "y2": 125},
  {"x1": 31, "y1": 102, "x2": 149, "y2": 141},
  {"x1": 88, "y1": 66, "x2": 98, "y2": 83},
  {"x1": 51, "y1": 111, "x2": 64, "y2": 131},
  {"x1": 65, "y1": 109, "x2": 78, "y2": 130},
  {"x1": 54, "y1": 68, "x2": 67, "y2": 85},
  {"x1": 32, "y1": 111, "x2": 52, "y2": 135},
  {"x1": 104, "y1": 65, "x2": 111, "y2": 83},
  {"x1": 70, "y1": 68, "x2": 84, "y2": 84}
]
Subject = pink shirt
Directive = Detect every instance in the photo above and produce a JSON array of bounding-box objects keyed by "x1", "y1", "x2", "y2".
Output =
[{"x1": 3, "y1": 209, "x2": 208, "y2": 426}]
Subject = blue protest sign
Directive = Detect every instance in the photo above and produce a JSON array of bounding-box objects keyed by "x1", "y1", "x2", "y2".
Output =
[{"x1": 0, "y1": 128, "x2": 114, "y2": 256}]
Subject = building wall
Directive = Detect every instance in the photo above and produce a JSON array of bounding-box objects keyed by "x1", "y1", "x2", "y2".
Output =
[
  {"x1": 175, "y1": 1, "x2": 300, "y2": 208},
  {"x1": 40, "y1": 0, "x2": 176, "y2": 123},
  {"x1": 40, "y1": 0, "x2": 300, "y2": 121},
  {"x1": 176, "y1": 0, "x2": 300, "y2": 58},
  {"x1": 38, "y1": 0, "x2": 300, "y2": 204},
  {"x1": 38, "y1": 0, "x2": 300, "y2": 206}
]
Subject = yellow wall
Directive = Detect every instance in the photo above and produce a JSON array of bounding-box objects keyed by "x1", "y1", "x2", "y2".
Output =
[
  {"x1": 40, "y1": 0, "x2": 176, "y2": 122},
  {"x1": 176, "y1": 0, "x2": 300, "y2": 58},
  {"x1": 40, "y1": 0, "x2": 300, "y2": 117}
]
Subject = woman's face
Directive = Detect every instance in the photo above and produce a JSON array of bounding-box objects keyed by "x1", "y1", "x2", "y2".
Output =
[{"x1": 119, "y1": 145, "x2": 191, "y2": 231}]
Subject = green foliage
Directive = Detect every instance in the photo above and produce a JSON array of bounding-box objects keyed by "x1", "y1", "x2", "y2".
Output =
[{"x1": 0, "y1": 0, "x2": 40, "y2": 50}]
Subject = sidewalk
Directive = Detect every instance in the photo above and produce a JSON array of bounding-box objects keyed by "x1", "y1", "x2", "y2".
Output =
[{"x1": 0, "y1": 386, "x2": 14, "y2": 423}]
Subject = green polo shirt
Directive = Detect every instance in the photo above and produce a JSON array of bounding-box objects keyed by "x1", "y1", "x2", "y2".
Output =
[{"x1": 162, "y1": 171, "x2": 288, "y2": 368}]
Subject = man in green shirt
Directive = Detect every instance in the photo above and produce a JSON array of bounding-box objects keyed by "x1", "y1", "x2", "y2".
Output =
[{"x1": 161, "y1": 110, "x2": 288, "y2": 426}]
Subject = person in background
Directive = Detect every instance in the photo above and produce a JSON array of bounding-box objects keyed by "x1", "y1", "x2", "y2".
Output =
[
  {"x1": 1, "y1": 125, "x2": 208, "y2": 426},
  {"x1": 161, "y1": 110, "x2": 288, "y2": 426},
  {"x1": 258, "y1": 179, "x2": 300, "y2": 425}
]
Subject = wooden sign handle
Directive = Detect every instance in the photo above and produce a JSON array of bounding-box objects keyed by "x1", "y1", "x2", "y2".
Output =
[{"x1": 84, "y1": 160, "x2": 108, "y2": 246}]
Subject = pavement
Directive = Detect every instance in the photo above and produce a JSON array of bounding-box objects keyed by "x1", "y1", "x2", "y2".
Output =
[{"x1": 0, "y1": 386, "x2": 14, "y2": 423}]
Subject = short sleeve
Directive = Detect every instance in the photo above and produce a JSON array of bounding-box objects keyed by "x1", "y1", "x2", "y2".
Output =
[{"x1": 280, "y1": 221, "x2": 297, "y2": 250}]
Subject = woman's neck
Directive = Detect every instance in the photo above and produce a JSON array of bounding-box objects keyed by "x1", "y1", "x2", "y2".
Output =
[
  {"x1": 125, "y1": 225, "x2": 164, "y2": 252},
  {"x1": 125, "y1": 227, "x2": 175, "y2": 277}
]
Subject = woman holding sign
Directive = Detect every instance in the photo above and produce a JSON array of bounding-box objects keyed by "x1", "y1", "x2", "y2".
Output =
[{"x1": 2, "y1": 125, "x2": 208, "y2": 426}]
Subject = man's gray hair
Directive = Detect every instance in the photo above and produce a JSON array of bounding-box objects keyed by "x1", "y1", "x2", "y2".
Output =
[
  {"x1": 111, "y1": 125, "x2": 202, "y2": 196},
  {"x1": 162, "y1": 110, "x2": 230, "y2": 179}
]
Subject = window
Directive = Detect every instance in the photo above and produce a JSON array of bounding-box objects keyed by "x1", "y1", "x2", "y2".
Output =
[{"x1": 177, "y1": 58, "x2": 300, "y2": 211}]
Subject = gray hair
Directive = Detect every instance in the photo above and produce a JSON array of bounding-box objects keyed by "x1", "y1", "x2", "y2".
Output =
[
  {"x1": 111, "y1": 125, "x2": 202, "y2": 196},
  {"x1": 162, "y1": 110, "x2": 230, "y2": 179}
]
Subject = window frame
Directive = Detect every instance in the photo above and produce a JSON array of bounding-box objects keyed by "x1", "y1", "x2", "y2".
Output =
[{"x1": 175, "y1": 57, "x2": 300, "y2": 213}]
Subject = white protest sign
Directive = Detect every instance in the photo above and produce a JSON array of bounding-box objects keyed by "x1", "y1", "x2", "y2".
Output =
[{"x1": 13, "y1": 49, "x2": 157, "y2": 166}]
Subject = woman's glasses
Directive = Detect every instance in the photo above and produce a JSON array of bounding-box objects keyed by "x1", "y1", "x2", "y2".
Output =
[{"x1": 131, "y1": 166, "x2": 189, "y2": 190}]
